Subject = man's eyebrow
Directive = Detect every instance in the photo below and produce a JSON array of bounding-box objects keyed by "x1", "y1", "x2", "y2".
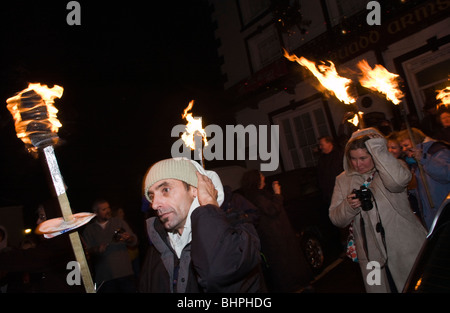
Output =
[{"x1": 149, "y1": 181, "x2": 170, "y2": 194}]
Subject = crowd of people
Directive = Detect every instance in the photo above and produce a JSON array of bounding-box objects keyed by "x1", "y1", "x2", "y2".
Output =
[
  {"x1": 327, "y1": 106, "x2": 449, "y2": 293},
  {"x1": 0, "y1": 106, "x2": 449, "y2": 294}
]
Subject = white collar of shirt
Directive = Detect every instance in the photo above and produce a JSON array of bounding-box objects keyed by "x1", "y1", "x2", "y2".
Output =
[
  {"x1": 96, "y1": 220, "x2": 109, "y2": 229},
  {"x1": 167, "y1": 197, "x2": 199, "y2": 258}
]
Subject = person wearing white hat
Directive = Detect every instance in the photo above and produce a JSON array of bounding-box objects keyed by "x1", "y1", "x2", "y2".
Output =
[
  {"x1": 329, "y1": 128, "x2": 426, "y2": 293},
  {"x1": 139, "y1": 157, "x2": 265, "y2": 293}
]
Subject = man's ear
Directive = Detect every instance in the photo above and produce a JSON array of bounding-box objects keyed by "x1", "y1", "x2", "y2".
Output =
[{"x1": 191, "y1": 186, "x2": 198, "y2": 198}]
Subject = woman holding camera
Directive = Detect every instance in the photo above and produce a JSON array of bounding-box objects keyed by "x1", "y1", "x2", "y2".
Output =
[{"x1": 329, "y1": 128, "x2": 426, "y2": 293}]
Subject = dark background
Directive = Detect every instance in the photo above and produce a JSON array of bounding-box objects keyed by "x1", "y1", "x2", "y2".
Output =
[{"x1": 0, "y1": 1, "x2": 234, "y2": 233}]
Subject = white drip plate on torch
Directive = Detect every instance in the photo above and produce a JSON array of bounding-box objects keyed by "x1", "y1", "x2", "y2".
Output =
[{"x1": 36, "y1": 212, "x2": 96, "y2": 239}]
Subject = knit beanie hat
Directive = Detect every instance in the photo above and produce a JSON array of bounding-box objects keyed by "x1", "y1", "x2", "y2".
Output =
[{"x1": 143, "y1": 158, "x2": 198, "y2": 201}]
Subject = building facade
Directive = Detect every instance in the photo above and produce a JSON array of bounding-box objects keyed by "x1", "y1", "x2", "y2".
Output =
[{"x1": 210, "y1": 0, "x2": 449, "y2": 173}]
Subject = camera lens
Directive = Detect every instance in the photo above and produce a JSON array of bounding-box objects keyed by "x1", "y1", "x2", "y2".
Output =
[{"x1": 112, "y1": 228, "x2": 125, "y2": 242}]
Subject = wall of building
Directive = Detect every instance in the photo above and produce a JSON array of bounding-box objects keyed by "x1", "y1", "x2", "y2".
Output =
[{"x1": 210, "y1": 0, "x2": 449, "y2": 172}]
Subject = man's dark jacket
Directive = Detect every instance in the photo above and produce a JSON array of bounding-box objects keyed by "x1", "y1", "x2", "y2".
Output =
[
  {"x1": 317, "y1": 147, "x2": 344, "y2": 205},
  {"x1": 138, "y1": 205, "x2": 265, "y2": 293}
]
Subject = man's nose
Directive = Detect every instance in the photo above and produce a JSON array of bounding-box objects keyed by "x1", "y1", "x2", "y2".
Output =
[{"x1": 151, "y1": 195, "x2": 162, "y2": 211}]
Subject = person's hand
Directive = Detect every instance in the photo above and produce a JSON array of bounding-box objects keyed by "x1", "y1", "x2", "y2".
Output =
[
  {"x1": 196, "y1": 172, "x2": 219, "y2": 207},
  {"x1": 347, "y1": 193, "x2": 361, "y2": 210},
  {"x1": 272, "y1": 181, "x2": 281, "y2": 195},
  {"x1": 408, "y1": 147, "x2": 423, "y2": 161},
  {"x1": 118, "y1": 231, "x2": 134, "y2": 243},
  {"x1": 98, "y1": 243, "x2": 108, "y2": 253}
]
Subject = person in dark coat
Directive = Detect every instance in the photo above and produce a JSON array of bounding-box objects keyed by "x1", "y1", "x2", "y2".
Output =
[
  {"x1": 138, "y1": 158, "x2": 264, "y2": 293},
  {"x1": 434, "y1": 107, "x2": 450, "y2": 143},
  {"x1": 317, "y1": 136, "x2": 344, "y2": 207},
  {"x1": 220, "y1": 185, "x2": 260, "y2": 227},
  {"x1": 240, "y1": 169, "x2": 313, "y2": 293},
  {"x1": 0, "y1": 203, "x2": 85, "y2": 293}
]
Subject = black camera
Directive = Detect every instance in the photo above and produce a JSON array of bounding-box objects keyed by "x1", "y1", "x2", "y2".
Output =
[
  {"x1": 352, "y1": 186, "x2": 373, "y2": 211},
  {"x1": 112, "y1": 228, "x2": 125, "y2": 242}
]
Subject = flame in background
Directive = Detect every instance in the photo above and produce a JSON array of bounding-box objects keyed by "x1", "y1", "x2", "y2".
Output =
[
  {"x1": 348, "y1": 111, "x2": 364, "y2": 127},
  {"x1": 6, "y1": 83, "x2": 63, "y2": 151},
  {"x1": 436, "y1": 86, "x2": 450, "y2": 108},
  {"x1": 181, "y1": 100, "x2": 208, "y2": 150},
  {"x1": 357, "y1": 60, "x2": 403, "y2": 105},
  {"x1": 283, "y1": 48, "x2": 356, "y2": 104}
]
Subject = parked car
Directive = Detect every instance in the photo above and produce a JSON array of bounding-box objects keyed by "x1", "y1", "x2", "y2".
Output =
[
  {"x1": 403, "y1": 193, "x2": 450, "y2": 293},
  {"x1": 213, "y1": 165, "x2": 343, "y2": 275}
]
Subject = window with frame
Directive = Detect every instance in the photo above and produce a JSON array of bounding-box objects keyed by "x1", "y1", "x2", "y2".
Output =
[
  {"x1": 247, "y1": 25, "x2": 282, "y2": 72},
  {"x1": 404, "y1": 44, "x2": 450, "y2": 119},
  {"x1": 274, "y1": 100, "x2": 331, "y2": 170},
  {"x1": 415, "y1": 58, "x2": 450, "y2": 109},
  {"x1": 238, "y1": 0, "x2": 271, "y2": 26},
  {"x1": 326, "y1": 0, "x2": 367, "y2": 26}
]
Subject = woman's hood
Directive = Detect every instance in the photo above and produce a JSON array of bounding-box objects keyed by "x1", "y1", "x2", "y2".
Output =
[
  {"x1": 343, "y1": 127, "x2": 383, "y2": 174},
  {"x1": 347, "y1": 127, "x2": 382, "y2": 143}
]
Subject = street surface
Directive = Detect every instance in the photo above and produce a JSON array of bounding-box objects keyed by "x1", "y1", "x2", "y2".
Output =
[{"x1": 310, "y1": 254, "x2": 366, "y2": 293}]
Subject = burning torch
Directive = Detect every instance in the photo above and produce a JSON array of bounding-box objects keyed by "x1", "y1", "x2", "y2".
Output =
[
  {"x1": 6, "y1": 83, "x2": 96, "y2": 293},
  {"x1": 282, "y1": 48, "x2": 364, "y2": 128},
  {"x1": 181, "y1": 100, "x2": 208, "y2": 168},
  {"x1": 357, "y1": 60, "x2": 434, "y2": 209}
]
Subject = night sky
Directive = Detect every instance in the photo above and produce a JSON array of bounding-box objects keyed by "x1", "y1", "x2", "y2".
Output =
[{"x1": 0, "y1": 1, "x2": 234, "y2": 229}]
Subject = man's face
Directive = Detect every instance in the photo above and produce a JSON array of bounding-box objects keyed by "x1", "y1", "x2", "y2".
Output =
[
  {"x1": 319, "y1": 138, "x2": 333, "y2": 154},
  {"x1": 95, "y1": 202, "x2": 112, "y2": 222},
  {"x1": 400, "y1": 139, "x2": 415, "y2": 158},
  {"x1": 36, "y1": 206, "x2": 47, "y2": 225},
  {"x1": 148, "y1": 179, "x2": 196, "y2": 234}
]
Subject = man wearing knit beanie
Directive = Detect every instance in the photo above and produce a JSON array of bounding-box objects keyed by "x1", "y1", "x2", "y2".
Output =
[{"x1": 139, "y1": 158, "x2": 265, "y2": 293}]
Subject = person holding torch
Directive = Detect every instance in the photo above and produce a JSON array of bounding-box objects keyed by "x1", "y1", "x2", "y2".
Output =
[{"x1": 397, "y1": 127, "x2": 450, "y2": 230}]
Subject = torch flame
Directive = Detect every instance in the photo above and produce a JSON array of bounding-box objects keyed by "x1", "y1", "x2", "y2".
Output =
[
  {"x1": 357, "y1": 60, "x2": 403, "y2": 105},
  {"x1": 283, "y1": 48, "x2": 356, "y2": 104},
  {"x1": 181, "y1": 100, "x2": 208, "y2": 150},
  {"x1": 348, "y1": 112, "x2": 364, "y2": 127},
  {"x1": 436, "y1": 86, "x2": 450, "y2": 109},
  {"x1": 6, "y1": 83, "x2": 64, "y2": 152}
]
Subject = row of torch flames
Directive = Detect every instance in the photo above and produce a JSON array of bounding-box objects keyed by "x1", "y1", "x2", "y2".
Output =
[
  {"x1": 5, "y1": 54, "x2": 450, "y2": 157},
  {"x1": 4, "y1": 52, "x2": 450, "y2": 293},
  {"x1": 282, "y1": 48, "x2": 449, "y2": 126}
]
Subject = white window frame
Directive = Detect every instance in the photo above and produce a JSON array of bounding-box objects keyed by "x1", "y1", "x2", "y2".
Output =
[
  {"x1": 247, "y1": 24, "x2": 282, "y2": 72},
  {"x1": 273, "y1": 98, "x2": 331, "y2": 170},
  {"x1": 403, "y1": 43, "x2": 450, "y2": 119}
]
